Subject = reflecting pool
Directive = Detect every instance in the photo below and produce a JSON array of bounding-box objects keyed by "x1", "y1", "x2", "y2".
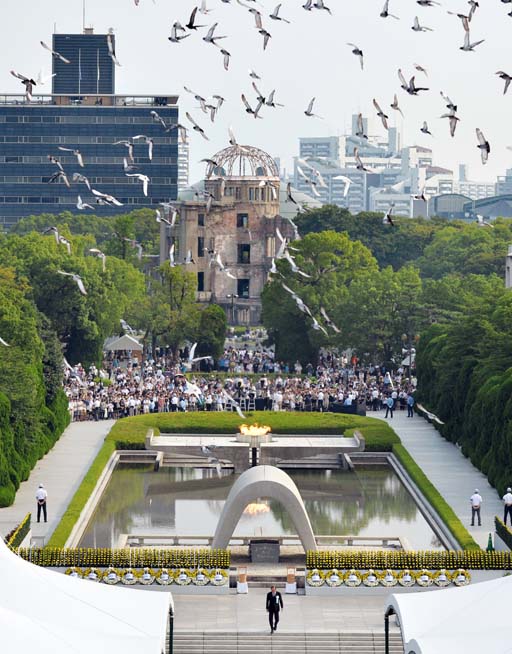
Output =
[{"x1": 79, "y1": 464, "x2": 443, "y2": 550}]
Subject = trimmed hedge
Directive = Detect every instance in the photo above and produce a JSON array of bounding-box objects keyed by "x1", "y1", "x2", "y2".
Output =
[
  {"x1": 5, "y1": 513, "x2": 31, "y2": 548},
  {"x1": 306, "y1": 549, "x2": 512, "y2": 570},
  {"x1": 109, "y1": 411, "x2": 401, "y2": 450},
  {"x1": 18, "y1": 547, "x2": 230, "y2": 569},
  {"x1": 393, "y1": 444, "x2": 480, "y2": 551},
  {"x1": 495, "y1": 517, "x2": 512, "y2": 550}
]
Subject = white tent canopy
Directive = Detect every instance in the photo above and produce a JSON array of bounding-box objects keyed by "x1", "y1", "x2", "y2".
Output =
[
  {"x1": 386, "y1": 575, "x2": 512, "y2": 654},
  {"x1": 0, "y1": 538, "x2": 173, "y2": 654},
  {"x1": 103, "y1": 333, "x2": 143, "y2": 352}
]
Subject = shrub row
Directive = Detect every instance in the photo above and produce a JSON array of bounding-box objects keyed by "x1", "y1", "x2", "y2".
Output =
[
  {"x1": 306, "y1": 549, "x2": 511, "y2": 570},
  {"x1": 5, "y1": 513, "x2": 31, "y2": 548},
  {"x1": 392, "y1": 444, "x2": 480, "y2": 550},
  {"x1": 17, "y1": 547, "x2": 230, "y2": 569},
  {"x1": 495, "y1": 517, "x2": 512, "y2": 550}
]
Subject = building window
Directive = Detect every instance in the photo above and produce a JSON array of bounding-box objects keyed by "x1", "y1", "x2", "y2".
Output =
[
  {"x1": 198, "y1": 236, "x2": 205, "y2": 257},
  {"x1": 238, "y1": 244, "x2": 251, "y2": 264},
  {"x1": 197, "y1": 272, "x2": 204, "y2": 292},
  {"x1": 237, "y1": 279, "x2": 250, "y2": 299},
  {"x1": 249, "y1": 187, "x2": 255, "y2": 201},
  {"x1": 266, "y1": 236, "x2": 276, "y2": 258},
  {"x1": 235, "y1": 186, "x2": 241, "y2": 200},
  {"x1": 198, "y1": 213, "x2": 205, "y2": 226},
  {"x1": 237, "y1": 213, "x2": 249, "y2": 228}
]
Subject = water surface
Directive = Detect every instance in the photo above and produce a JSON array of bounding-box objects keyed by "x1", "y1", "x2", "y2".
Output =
[{"x1": 79, "y1": 464, "x2": 442, "y2": 550}]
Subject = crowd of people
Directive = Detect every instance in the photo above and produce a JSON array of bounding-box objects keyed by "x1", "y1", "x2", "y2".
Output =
[{"x1": 64, "y1": 339, "x2": 417, "y2": 422}]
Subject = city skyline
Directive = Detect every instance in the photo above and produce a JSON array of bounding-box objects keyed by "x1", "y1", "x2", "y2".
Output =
[{"x1": 1, "y1": 0, "x2": 512, "y2": 186}]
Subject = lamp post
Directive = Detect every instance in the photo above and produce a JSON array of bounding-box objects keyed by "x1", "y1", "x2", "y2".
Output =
[{"x1": 226, "y1": 294, "x2": 238, "y2": 325}]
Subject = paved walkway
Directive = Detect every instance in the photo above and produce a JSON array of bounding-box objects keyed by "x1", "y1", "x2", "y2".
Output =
[
  {"x1": 0, "y1": 420, "x2": 115, "y2": 544},
  {"x1": 379, "y1": 409, "x2": 503, "y2": 548},
  {"x1": 173, "y1": 589, "x2": 399, "y2": 633}
]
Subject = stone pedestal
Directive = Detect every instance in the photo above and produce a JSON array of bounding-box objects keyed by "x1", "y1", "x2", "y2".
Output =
[{"x1": 249, "y1": 539, "x2": 280, "y2": 564}]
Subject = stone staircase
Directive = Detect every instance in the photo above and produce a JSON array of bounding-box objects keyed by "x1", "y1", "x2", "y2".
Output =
[{"x1": 172, "y1": 631, "x2": 404, "y2": 653}]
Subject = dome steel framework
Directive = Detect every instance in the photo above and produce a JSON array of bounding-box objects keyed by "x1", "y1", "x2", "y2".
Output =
[{"x1": 206, "y1": 144, "x2": 279, "y2": 178}]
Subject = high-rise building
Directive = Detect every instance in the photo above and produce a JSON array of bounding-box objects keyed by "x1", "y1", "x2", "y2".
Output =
[
  {"x1": 299, "y1": 137, "x2": 344, "y2": 162},
  {"x1": 177, "y1": 136, "x2": 190, "y2": 191},
  {"x1": 0, "y1": 28, "x2": 179, "y2": 229},
  {"x1": 52, "y1": 28, "x2": 115, "y2": 95}
]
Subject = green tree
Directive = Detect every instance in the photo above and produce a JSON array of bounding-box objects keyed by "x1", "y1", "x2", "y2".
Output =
[
  {"x1": 196, "y1": 305, "x2": 228, "y2": 360},
  {"x1": 262, "y1": 231, "x2": 378, "y2": 364},
  {"x1": 143, "y1": 265, "x2": 200, "y2": 358}
]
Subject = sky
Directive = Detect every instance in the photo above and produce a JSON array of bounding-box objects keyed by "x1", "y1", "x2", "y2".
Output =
[{"x1": 1, "y1": 0, "x2": 512, "y2": 184}]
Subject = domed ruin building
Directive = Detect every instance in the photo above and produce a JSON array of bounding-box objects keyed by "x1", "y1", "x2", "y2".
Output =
[{"x1": 159, "y1": 144, "x2": 310, "y2": 326}]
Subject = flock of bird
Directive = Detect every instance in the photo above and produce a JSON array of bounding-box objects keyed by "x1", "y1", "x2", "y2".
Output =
[{"x1": 1, "y1": 0, "x2": 506, "y2": 429}]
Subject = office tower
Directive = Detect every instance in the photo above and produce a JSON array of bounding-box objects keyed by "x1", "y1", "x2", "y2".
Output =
[
  {"x1": 0, "y1": 28, "x2": 179, "y2": 228},
  {"x1": 52, "y1": 28, "x2": 115, "y2": 95}
]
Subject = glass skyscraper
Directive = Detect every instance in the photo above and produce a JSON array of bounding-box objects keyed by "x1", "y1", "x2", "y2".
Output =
[
  {"x1": 0, "y1": 28, "x2": 179, "y2": 229},
  {"x1": 52, "y1": 29, "x2": 115, "y2": 95}
]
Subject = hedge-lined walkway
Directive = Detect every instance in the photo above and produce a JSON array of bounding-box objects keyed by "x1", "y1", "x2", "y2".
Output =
[
  {"x1": 0, "y1": 420, "x2": 115, "y2": 544},
  {"x1": 380, "y1": 411, "x2": 502, "y2": 548}
]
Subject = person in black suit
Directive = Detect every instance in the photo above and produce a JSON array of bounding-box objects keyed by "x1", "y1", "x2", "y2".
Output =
[{"x1": 266, "y1": 585, "x2": 283, "y2": 633}]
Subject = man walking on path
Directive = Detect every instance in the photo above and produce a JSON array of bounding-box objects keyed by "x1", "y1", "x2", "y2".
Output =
[
  {"x1": 36, "y1": 484, "x2": 48, "y2": 523},
  {"x1": 266, "y1": 585, "x2": 283, "y2": 634},
  {"x1": 503, "y1": 487, "x2": 512, "y2": 525},
  {"x1": 384, "y1": 396, "x2": 394, "y2": 419},
  {"x1": 470, "y1": 489, "x2": 483, "y2": 527}
]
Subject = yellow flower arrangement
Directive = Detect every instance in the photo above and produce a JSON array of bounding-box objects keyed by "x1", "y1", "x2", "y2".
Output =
[
  {"x1": 344, "y1": 569, "x2": 362, "y2": 587},
  {"x1": 324, "y1": 569, "x2": 343, "y2": 587},
  {"x1": 306, "y1": 568, "x2": 325, "y2": 587},
  {"x1": 362, "y1": 569, "x2": 380, "y2": 587},
  {"x1": 380, "y1": 569, "x2": 398, "y2": 587}
]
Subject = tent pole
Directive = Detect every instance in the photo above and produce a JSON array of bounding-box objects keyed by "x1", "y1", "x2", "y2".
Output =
[
  {"x1": 384, "y1": 607, "x2": 394, "y2": 654},
  {"x1": 168, "y1": 605, "x2": 174, "y2": 654}
]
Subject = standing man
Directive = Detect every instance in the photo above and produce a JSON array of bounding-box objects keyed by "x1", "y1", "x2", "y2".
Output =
[
  {"x1": 266, "y1": 585, "x2": 283, "y2": 634},
  {"x1": 470, "y1": 489, "x2": 483, "y2": 527},
  {"x1": 36, "y1": 484, "x2": 48, "y2": 523},
  {"x1": 407, "y1": 393, "x2": 415, "y2": 418},
  {"x1": 384, "y1": 396, "x2": 394, "y2": 419},
  {"x1": 503, "y1": 487, "x2": 512, "y2": 526}
]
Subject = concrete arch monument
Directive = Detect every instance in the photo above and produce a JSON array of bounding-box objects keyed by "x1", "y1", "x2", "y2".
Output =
[{"x1": 211, "y1": 465, "x2": 317, "y2": 552}]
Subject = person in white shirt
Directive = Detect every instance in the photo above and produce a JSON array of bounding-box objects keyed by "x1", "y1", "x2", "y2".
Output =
[
  {"x1": 470, "y1": 489, "x2": 483, "y2": 527},
  {"x1": 36, "y1": 484, "x2": 48, "y2": 523},
  {"x1": 503, "y1": 487, "x2": 512, "y2": 525}
]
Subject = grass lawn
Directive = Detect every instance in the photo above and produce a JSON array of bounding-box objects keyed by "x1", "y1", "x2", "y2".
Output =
[{"x1": 109, "y1": 411, "x2": 400, "y2": 451}]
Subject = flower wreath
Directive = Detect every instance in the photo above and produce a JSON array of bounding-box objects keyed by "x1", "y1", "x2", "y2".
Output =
[
  {"x1": 433, "y1": 569, "x2": 451, "y2": 588},
  {"x1": 325, "y1": 569, "x2": 343, "y2": 587},
  {"x1": 416, "y1": 569, "x2": 433, "y2": 587},
  {"x1": 175, "y1": 568, "x2": 192, "y2": 586},
  {"x1": 344, "y1": 569, "x2": 362, "y2": 587},
  {"x1": 83, "y1": 567, "x2": 102, "y2": 582},
  {"x1": 140, "y1": 567, "x2": 156, "y2": 585},
  {"x1": 452, "y1": 569, "x2": 471, "y2": 586},
  {"x1": 398, "y1": 569, "x2": 415, "y2": 587},
  {"x1": 193, "y1": 568, "x2": 210, "y2": 586},
  {"x1": 211, "y1": 568, "x2": 228, "y2": 586},
  {"x1": 306, "y1": 568, "x2": 325, "y2": 587},
  {"x1": 65, "y1": 567, "x2": 82, "y2": 578},
  {"x1": 155, "y1": 568, "x2": 173, "y2": 586},
  {"x1": 380, "y1": 569, "x2": 398, "y2": 587},
  {"x1": 362, "y1": 569, "x2": 380, "y2": 587},
  {"x1": 121, "y1": 568, "x2": 138, "y2": 585},
  {"x1": 104, "y1": 567, "x2": 120, "y2": 585}
]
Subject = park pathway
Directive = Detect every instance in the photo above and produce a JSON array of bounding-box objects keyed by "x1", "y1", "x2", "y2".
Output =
[
  {"x1": 0, "y1": 420, "x2": 115, "y2": 544},
  {"x1": 379, "y1": 409, "x2": 503, "y2": 548}
]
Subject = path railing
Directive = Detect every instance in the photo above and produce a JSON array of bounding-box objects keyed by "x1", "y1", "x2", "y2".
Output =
[{"x1": 117, "y1": 533, "x2": 408, "y2": 549}]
